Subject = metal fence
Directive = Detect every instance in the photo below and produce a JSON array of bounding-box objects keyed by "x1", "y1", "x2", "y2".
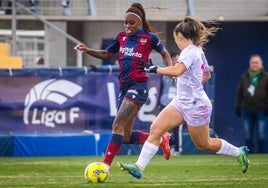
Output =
[
  {"x1": 0, "y1": 29, "x2": 45, "y2": 67},
  {"x1": 0, "y1": 0, "x2": 266, "y2": 19},
  {"x1": 0, "y1": 0, "x2": 266, "y2": 67},
  {"x1": 0, "y1": 0, "x2": 89, "y2": 16},
  {"x1": 16, "y1": 37, "x2": 44, "y2": 67}
]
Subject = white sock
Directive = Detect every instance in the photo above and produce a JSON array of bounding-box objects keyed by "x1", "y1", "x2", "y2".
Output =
[
  {"x1": 216, "y1": 139, "x2": 240, "y2": 157},
  {"x1": 135, "y1": 141, "x2": 159, "y2": 171}
]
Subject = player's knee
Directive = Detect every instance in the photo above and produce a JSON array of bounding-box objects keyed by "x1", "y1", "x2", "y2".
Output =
[{"x1": 195, "y1": 142, "x2": 209, "y2": 151}]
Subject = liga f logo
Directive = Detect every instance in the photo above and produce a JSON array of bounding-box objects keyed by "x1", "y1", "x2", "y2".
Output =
[{"x1": 23, "y1": 79, "x2": 82, "y2": 127}]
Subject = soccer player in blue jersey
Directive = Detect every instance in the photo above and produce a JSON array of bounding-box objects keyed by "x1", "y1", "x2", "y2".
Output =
[{"x1": 74, "y1": 3, "x2": 172, "y2": 169}]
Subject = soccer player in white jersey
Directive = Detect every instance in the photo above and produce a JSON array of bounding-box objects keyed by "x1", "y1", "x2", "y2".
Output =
[{"x1": 118, "y1": 16, "x2": 249, "y2": 179}]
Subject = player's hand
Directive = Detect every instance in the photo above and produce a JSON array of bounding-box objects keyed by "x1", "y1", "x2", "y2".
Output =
[
  {"x1": 73, "y1": 43, "x2": 88, "y2": 53},
  {"x1": 137, "y1": 59, "x2": 158, "y2": 73}
]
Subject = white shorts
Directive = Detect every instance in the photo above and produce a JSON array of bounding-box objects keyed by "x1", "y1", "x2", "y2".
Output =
[{"x1": 169, "y1": 97, "x2": 212, "y2": 127}]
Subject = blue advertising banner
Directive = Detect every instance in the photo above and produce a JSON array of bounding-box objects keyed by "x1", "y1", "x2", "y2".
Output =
[
  {"x1": 0, "y1": 70, "x2": 162, "y2": 134},
  {"x1": 0, "y1": 67, "x2": 218, "y2": 156}
]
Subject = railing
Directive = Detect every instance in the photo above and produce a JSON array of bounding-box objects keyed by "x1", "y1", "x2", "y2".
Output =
[
  {"x1": 2, "y1": 1, "x2": 83, "y2": 67},
  {"x1": 0, "y1": 0, "x2": 89, "y2": 16},
  {"x1": 0, "y1": 0, "x2": 187, "y2": 18},
  {"x1": 1, "y1": 0, "x2": 266, "y2": 67},
  {"x1": 0, "y1": 30, "x2": 45, "y2": 67},
  {"x1": 16, "y1": 38, "x2": 45, "y2": 67},
  {"x1": 0, "y1": 0, "x2": 266, "y2": 19}
]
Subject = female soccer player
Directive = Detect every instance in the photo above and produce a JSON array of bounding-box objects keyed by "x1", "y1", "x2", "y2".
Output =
[
  {"x1": 74, "y1": 3, "x2": 172, "y2": 168},
  {"x1": 118, "y1": 16, "x2": 249, "y2": 179}
]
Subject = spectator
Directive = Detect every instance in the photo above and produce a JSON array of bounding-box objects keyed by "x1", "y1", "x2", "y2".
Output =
[
  {"x1": 35, "y1": 56, "x2": 44, "y2": 66},
  {"x1": 5, "y1": 0, "x2": 12, "y2": 15},
  {"x1": 29, "y1": 1, "x2": 70, "y2": 15},
  {"x1": 4, "y1": 0, "x2": 39, "y2": 14},
  {"x1": 29, "y1": 0, "x2": 40, "y2": 14},
  {"x1": 235, "y1": 54, "x2": 268, "y2": 153},
  {"x1": 62, "y1": 0, "x2": 71, "y2": 16},
  {"x1": 160, "y1": 51, "x2": 183, "y2": 155},
  {"x1": 0, "y1": 0, "x2": 5, "y2": 15}
]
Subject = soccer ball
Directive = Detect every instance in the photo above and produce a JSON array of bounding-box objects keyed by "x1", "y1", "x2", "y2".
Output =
[{"x1": 84, "y1": 162, "x2": 109, "y2": 183}]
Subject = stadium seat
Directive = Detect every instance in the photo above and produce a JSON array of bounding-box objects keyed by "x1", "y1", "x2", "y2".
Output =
[
  {"x1": 0, "y1": 43, "x2": 23, "y2": 69},
  {"x1": 0, "y1": 43, "x2": 9, "y2": 56},
  {"x1": 0, "y1": 56, "x2": 23, "y2": 69}
]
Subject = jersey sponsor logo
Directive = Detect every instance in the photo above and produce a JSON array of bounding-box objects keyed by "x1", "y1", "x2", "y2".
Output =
[
  {"x1": 119, "y1": 46, "x2": 142, "y2": 58},
  {"x1": 23, "y1": 79, "x2": 82, "y2": 127},
  {"x1": 140, "y1": 38, "x2": 147, "y2": 45}
]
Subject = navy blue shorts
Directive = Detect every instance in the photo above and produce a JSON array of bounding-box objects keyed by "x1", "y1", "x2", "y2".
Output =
[{"x1": 118, "y1": 82, "x2": 148, "y2": 108}]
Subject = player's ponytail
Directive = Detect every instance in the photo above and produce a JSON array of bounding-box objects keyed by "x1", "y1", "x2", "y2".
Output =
[{"x1": 174, "y1": 16, "x2": 220, "y2": 47}]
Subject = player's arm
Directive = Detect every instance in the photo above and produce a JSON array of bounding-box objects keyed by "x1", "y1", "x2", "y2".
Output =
[
  {"x1": 202, "y1": 71, "x2": 211, "y2": 84},
  {"x1": 160, "y1": 48, "x2": 172, "y2": 67},
  {"x1": 157, "y1": 62, "x2": 186, "y2": 77},
  {"x1": 74, "y1": 43, "x2": 113, "y2": 59}
]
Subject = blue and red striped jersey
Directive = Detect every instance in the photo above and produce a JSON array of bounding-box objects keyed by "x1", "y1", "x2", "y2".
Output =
[{"x1": 106, "y1": 28, "x2": 164, "y2": 88}]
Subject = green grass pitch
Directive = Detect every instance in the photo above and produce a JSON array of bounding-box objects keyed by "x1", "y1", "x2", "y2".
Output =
[{"x1": 0, "y1": 154, "x2": 267, "y2": 188}]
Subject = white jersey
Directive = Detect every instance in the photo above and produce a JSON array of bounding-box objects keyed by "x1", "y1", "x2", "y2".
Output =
[
  {"x1": 170, "y1": 44, "x2": 212, "y2": 126},
  {"x1": 177, "y1": 44, "x2": 210, "y2": 105}
]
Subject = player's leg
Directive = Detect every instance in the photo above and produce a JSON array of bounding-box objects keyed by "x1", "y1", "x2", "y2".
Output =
[
  {"x1": 103, "y1": 100, "x2": 139, "y2": 166},
  {"x1": 188, "y1": 124, "x2": 249, "y2": 173},
  {"x1": 187, "y1": 124, "x2": 222, "y2": 152},
  {"x1": 123, "y1": 105, "x2": 149, "y2": 145},
  {"x1": 119, "y1": 105, "x2": 184, "y2": 178},
  {"x1": 126, "y1": 119, "x2": 172, "y2": 160},
  {"x1": 124, "y1": 104, "x2": 171, "y2": 159},
  {"x1": 143, "y1": 105, "x2": 183, "y2": 157},
  {"x1": 123, "y1": 82, "x2": 150, "y2": 145}
]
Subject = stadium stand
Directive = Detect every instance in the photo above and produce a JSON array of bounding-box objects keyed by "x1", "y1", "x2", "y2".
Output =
[{"x1": 0, "y1": 0, "x2": 267, "y2": 20}]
